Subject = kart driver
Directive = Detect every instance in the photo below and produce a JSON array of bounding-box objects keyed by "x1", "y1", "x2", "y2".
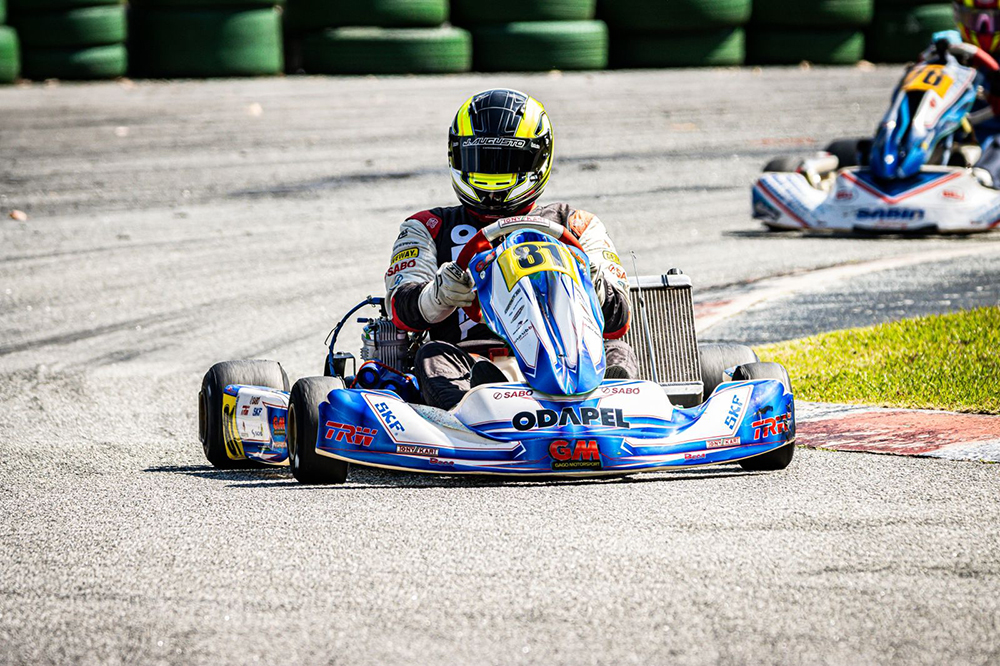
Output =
[{"x1": 384, "y1": 88, "x2": 638, "y2": 410}]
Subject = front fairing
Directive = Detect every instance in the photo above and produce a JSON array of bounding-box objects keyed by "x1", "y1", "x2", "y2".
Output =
[
  {"x1": 468, "y1": 230, "x2": 606, "y2": 396},
  {"x1": 870, "y1": 60, "x2": 978, "y2": 180}
]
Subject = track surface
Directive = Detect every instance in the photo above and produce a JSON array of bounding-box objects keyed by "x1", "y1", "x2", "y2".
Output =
[{"x1": 2, "y1": 68, "x2": 999, "y2": 665}]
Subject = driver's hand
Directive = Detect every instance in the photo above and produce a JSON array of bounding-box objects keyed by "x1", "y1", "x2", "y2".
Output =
[{"x1": 418, "y1": 261, "x2": 475, "y2": 323}]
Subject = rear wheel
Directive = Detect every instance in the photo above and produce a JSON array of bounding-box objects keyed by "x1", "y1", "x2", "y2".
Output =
[
  {"x1": 824, "y1": 138, "x2": 866, "y2": 169},
  {"x1": 287, "y1": 377, "x2": 349, "y2": 484},
  {"x1": 732, "y1": 362, "x2": 795, "y2": 471},
  {"x1": 199, "y1": 360, "x2": 289, "y2": 469},
  {"x1": 699, "y1": 343, "x2": 758, "y2": 398}
]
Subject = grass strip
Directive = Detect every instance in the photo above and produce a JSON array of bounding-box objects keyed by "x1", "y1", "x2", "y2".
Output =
[{"x1": 755, "y1": 306, "x2": 1000, "y2": 414}]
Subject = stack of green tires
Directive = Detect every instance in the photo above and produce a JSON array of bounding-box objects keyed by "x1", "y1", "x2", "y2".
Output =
[
  {"x1": 452, "y1": 0, "x2": 607, "y2": 72},
  {"x1": 867, "y1": 1, "x2": 954, "y2": 63},
  {"x1": 0, "y1": 0, "x2": 20, "y2": 83},
  {"x1": 288, "y1": 0, "x2": 471, "y2": 75},
  {"x1": 748, "y1": 0, "x2": 873, "y2": 65},
  {"x1": 129, "y1": 0, "x2": 284, "y2": 78},
  {"x1": 598, "y1": 0, "x2": 748, "y2": 68},
  {"x1": 8, "y1": 0, "x2": 125, "y2": 80}
]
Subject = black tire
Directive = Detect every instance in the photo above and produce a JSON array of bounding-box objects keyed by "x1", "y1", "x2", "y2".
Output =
[
  {"x1": 14, "y1": 5, "x2": 126, "y2": 48},
  {"x1": 472, "y1": 20, "x2": 608, "y2": 72},
  {"x1": 825, "y1": 137, "x2": 867, "y2": 168},
  {"x1": 10, "y1": 0, "x2": 119, "y2": 10},
  {"x1": 699, "y1": 343, "x2": 759, "y2": 399},
  {"x1": 762, "y1": 155, "x2": 802, "y2": 172},
  {"x1": 285, "y1": 0, "x2": 446, "y2": 32},
  {"x1": 21, "y1": 43, "x2": 126, "y2": 79},
  {"x1": 866, "y1": 5, "x2": 953, "y2": 63},
  {"x1": 611, "y1": 28, "x2": 744, "y2": 68},
  {"x1": 751, "y1": 0, "x2": 873, "y2": 28},
  {"x1": 199, "y1": 359, "x2": 290, "y2": 469},
  {"x1": 287, "y1": 377, "x2": 349, "y2": 485},
  {"x1": 598, "y1": 0, "x2": 750, "y2": 31},
  {"x1": 748, "y1": 29, "x2": 865, "y2": 65},
  {"x1": 732, "y1": 362, "x2": 795, "y2": 471},
  {"x1": 129, "y1": 8, "x2": 283, "y2": 78},
  {"x1": 301, "y1": 26, "x2": 471, "y2": 74},
  {"x1": 0, "y1": 26, "x2": 18, "y2": 83},
  {"x1": 452, "y1": 0, "x2": 594, "y2": 25}
]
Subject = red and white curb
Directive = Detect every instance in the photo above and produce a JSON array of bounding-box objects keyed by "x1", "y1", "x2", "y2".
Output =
[{"x1": 797, "y1": 401, "x2": 1000, "y2": 462}]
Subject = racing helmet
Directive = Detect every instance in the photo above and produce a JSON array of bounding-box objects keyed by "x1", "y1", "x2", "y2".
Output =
[
  {"x1": 955, "y1": 0, "x2": 1000, "y2": 54},
  {"x1": 449, "y1": 88, "x2": 553, "y2": 215}
]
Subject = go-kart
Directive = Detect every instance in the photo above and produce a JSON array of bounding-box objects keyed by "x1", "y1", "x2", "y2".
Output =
[
  {"x1": 754, "y1": 40, "x2": 1000, "y2": 234},
  {"x1": 198, "y1": 216, "x2": 796, "y2": 483}
]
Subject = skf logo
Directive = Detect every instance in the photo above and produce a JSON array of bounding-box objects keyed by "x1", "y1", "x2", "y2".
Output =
[
  {"x1": 751, "y1": 413, "x2": 791, "y2": 440},
  {"x1": 549, "y1": 439, "x2": 602, "y2": 469},
  {"x1": 375, "y1": 401, "x2": 406, "y2": 434},
  {"x1": 724, "y1": 394, "x2": 744, "y2": 429},
  {"x1": 512, "y1": 407, "x2": 630, "y2": 431},
  {"x1": 856, "y1": 208, "x2": 924, "y2": 220},
  {"x1": 324, "y1": 421, "x2": 377, "y2": 447}
]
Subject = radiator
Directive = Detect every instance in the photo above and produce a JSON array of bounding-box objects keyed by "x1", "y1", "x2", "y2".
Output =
[{"x1": 623, "y1": 274, "x2": 703, "y2": 404}]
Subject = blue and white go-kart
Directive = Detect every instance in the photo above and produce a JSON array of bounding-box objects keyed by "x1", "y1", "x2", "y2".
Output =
[
  {"x1": 754, "y1": 41, "x2": 1000, "y2": 234},
  {"x1": 198, "y1": 217, "x2": 796, "y2": 483}
]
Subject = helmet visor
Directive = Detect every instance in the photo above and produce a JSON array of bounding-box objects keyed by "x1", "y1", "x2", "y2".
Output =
[
  {"x1": 956, "y1": 6, "x2": 1000, "y2": 38},
  {"x1": 451, "y1": 136, "x2": 546, "y2": 174}
]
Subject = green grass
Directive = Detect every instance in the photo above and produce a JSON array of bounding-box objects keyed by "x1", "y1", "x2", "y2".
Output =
[{"x1": 755, "y1": 306, "x2": 1000, "y2": 414}]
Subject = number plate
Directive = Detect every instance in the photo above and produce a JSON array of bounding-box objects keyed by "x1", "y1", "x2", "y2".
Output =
[
  {"x1": 495, "y1": 242, "x2": 580, "y2": 290},
  {"x1": 902, "y1": 64, "x2": 954, "y2": 97}
]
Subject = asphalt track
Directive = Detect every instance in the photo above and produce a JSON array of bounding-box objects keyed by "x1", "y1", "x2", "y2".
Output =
[{"x1": 1, "y1": 67, "x2": 999, "y2": 665}]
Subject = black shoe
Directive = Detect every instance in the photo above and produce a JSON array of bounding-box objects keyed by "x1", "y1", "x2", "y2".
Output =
[
  {"x1": 471, "y1": 360, "x2": 508, "y2": 387},
  {"x1": 605, "y1": 364, "x2": 630, "y2": 380}
]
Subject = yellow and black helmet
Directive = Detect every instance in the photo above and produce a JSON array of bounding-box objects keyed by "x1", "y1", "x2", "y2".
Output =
[{"x1": 449, "y1": 88, "x2": 553, "y2": 214}]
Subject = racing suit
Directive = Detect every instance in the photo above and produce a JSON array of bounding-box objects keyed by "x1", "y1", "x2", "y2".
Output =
[{"x1": 385, "y1": 203, "x2": 638, "y2": 410}]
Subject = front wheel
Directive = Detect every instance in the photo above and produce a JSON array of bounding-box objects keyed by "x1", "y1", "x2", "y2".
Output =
[
  {"x1": 732, "y1": 362, "x2": 795, "y2": 472},
  {"x1": 699, "y1": 343, "x2": 759, "y2": 399},
  {"x1": 199, "y1": 360, "x2": 289, "y2": 469},
  {"x1": 287, "y1": 376, "x2": 349, "y2": 484}
]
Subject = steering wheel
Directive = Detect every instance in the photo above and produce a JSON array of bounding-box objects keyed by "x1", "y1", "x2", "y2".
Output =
[{"x1": 454, "y1": 215, "x2": 587, "y2": 322}]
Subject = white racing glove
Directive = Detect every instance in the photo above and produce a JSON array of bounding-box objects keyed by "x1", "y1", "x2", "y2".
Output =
[
  {"x1": 418, "y1": 261, "x2": 475, "y2": 323},
  {"x1": 590, "y1": 260, "x2": 607, "y2": 306}
]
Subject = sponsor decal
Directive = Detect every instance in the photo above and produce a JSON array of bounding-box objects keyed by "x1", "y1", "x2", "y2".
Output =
[
  {"x1": 272, "y1": 416, "x2": 286, "y2": 437},
  {"x1": 324, "y1": 421, "x2": 377, "y2": 447},
  {"x1": 385, "y1": 259, "x2": 416, "y2": 277},
  {"x1": 684, "y1": 452, "x2": 706, "y2": 461},
  {"x1": 493, "y1": 388, "x2": 533, "y2": 400},
  {"x1": 375, "y1": 401, "x2": 406, "y2": 434},
  {"x1": 707, "y1": 436, "x2": 741, "y2": 449},
  {"x1": 462, "y1": 137, "x2": 528, "y2": 148},
  {"x1": 724, "y1": 393, "x2": 744, "y2": 429},
  {"x1": 943, "y1": 189, "x2": 964, "y2": 201},
  {"x1": 602, "y1": 250, "x2": 621, "y2": 265},
  {"x1": 752, "y1": 412, "x2": 792, "y2": 440},
  {"x1": 835, "y1": 189, "x2": 855, "y2": 201},
  {"x1": 396, "y1": 228, "x2": 409, "y2": 239},
  {"x1": 855, "y1": 208, "x2": 925, "y2": 221},
  {"x1": 241, "y1": 405, "x2": 250, "y2": 416},
  {"x1": 391, "y1": 247, "x2": 419, "y2": 264},
  {"x1": 429, "y1": 457, "x2": 454, "y2": 466},
  {"x1": 607, "y1": 264, "x2": 627, "y2": 281},
  {"x1": 549, "y1": 439, "x2": 602, "y2": 469},
  {"x1": 512, "y1": 407, "x2": 630, "y2": 431},
  {"x1": 396, "y1": 445, "x2": 438, "y2": 456},
  {"x1": 250, "y1": 396, "x2": 261, "y2": 405},
  {"x1": 599, "y1": 386, "x2": 639, "y2": 396},
  {"x1": 409, "y1": 211, "x2": 441, "y2": 238},
  {"x1": 249, "y1": 423, "x2": 266, "y2": 440}
]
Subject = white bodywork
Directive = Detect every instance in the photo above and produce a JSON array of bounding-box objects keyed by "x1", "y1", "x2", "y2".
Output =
[{"x1": 754, "y1": 165, "x2": 1000, "y2": 234}]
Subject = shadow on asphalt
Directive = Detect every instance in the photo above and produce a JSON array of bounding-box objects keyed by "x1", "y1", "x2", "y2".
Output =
[{"x1": 144, "y1": 464, "x2": 757, "y2": 489}]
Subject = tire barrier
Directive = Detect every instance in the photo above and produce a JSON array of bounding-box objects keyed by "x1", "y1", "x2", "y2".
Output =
[
  {"x1": 301, "y1": 26, "x2": 471, "y2": 74},
  {"x1": 0, "y1": 25, "x2": 18, "y2": 82},
  {"x1": 471, "y1": 20, "x2": 608, "y2": 71},
  {"x1": 452, "y1": 0, "x2": 595, "y2": 25},
  {"x1": 285, "y1": 0, "x2": 446, "y2": 32},
  {"x1": 748, "y1": 29, "x2": 866, "y2": 65},
  {"x1": 611, "y1": 27, "x2": 745, "y2": 68},
  {"x1": 867, "y1": 3, "x2": 954, "y2": 63},
  {"x1": 9, "y1": 0, "x2": 126, "y2": 79},
  {"x1": 129, "y1": 7, "x2": 283, "y2": 77}
]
